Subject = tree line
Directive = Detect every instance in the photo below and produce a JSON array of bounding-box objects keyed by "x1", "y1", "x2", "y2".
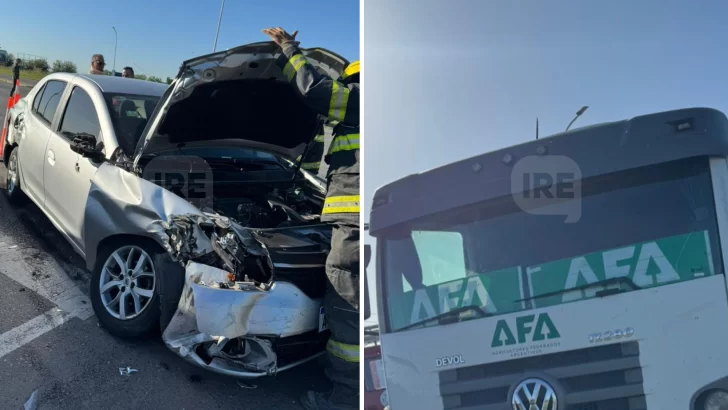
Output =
[{"x1": 3, "y1": 54, "x2": 173, "y2": 84}]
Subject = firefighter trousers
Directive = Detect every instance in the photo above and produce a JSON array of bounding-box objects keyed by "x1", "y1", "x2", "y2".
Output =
[{"x1": 323, "y1": 223, "x2": 360, "y2": 390}]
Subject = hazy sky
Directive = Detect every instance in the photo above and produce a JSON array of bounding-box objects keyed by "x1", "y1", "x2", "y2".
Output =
[
  {"x1": 0, "y1": 0, "x2": 359, "y2": 78},
  {"x1": 363, "y1": 0, "x2": 728, "y2": 324}
]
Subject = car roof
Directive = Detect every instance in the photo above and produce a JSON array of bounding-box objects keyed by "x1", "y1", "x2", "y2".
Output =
[{"x1": 42, "y1": 72, "x2": 168, "y2": 97}]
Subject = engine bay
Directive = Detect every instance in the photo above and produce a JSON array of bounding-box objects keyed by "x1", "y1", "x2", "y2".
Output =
[
  {"x1": 136, "y1": 151, "x2": 326, "y2": 229},
  {"x1": 136, "y1": 151, "x2": 332, "y2": 297},
  {"x1": 209, "y1": 183, "x2": 322, "y2": 229}
]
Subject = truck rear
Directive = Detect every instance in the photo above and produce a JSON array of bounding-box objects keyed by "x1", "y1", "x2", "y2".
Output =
[{"x1": 367, "y1": 107, "x2": 728, "y2": 410}]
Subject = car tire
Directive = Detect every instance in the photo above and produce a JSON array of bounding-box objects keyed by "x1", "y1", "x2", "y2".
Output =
[
  {"x1": 4, "y1": 146, "x2": 27, "y2": 205},
  {"x1": 90, "y1": 238, "x2": 166, "y2": 339},
  {"x1": 154, "y1": 250, "x2": 186, "y2": 333}
]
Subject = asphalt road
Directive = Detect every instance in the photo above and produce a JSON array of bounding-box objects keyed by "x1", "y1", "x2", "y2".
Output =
[{"x1": 0, "y1": 81, "x2": 330, "y2": 410}]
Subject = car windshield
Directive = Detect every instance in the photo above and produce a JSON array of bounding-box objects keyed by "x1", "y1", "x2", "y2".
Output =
[
  {"x1": 379, "y1": 157, "x2": 722, "y2": 332},
  {"x1": 103, "y1": 93, "x2": 161, "y2": 156}
]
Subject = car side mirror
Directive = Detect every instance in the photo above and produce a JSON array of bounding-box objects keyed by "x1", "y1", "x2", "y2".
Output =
[
  {"x1": 69, "y1": 133, "x2": 104, "y2": 161},
  {"x1": 364, "y1": 244, "x2": 372, "y2": 320}
]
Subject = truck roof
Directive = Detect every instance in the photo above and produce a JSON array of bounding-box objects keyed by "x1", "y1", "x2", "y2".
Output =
[{"x1": 369, "y1": 107, "x2": 728, "y2": 235}]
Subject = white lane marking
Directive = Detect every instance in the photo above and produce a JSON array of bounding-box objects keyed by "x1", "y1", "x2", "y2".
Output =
[
  {"x1": 0, "y1": 308, "x2": 72, "y2": 360},
  {"x1": 0, "y1": 244, "x2": 92, "y2": 320},
  {"x1": 0, "y1": 202, "x2": 93, "y2": 359}
]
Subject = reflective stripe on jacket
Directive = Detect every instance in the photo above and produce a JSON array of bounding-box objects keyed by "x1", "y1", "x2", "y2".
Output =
[{"x1": 326, "y1": 338, "x2": 359, "y2": 363}]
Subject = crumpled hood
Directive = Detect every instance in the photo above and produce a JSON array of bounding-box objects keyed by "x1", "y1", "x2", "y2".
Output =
[{"x1": 133, "y1": 42, "x2": 349, "y2": 166}]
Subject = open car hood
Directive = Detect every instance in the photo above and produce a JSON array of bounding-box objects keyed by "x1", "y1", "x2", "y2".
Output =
[{"x1": 133, "y1": 42, "x2": 349, "y2": 166}]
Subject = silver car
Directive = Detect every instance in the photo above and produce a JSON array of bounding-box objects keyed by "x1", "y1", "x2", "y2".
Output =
[{"x1": 3, "y1": 42, "x2": 350, "y2": 378}]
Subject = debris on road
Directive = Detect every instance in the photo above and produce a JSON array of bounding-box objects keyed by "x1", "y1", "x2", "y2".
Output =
[
  {"x1": 23, "y1": 390, "x2": 39, "y2": 410},
  {"x1": 237, "y1": 380, "x2": 257, "y2": 389},
  {"x1": 119, "y1": 367, "x2": 138, "y2": 376}
]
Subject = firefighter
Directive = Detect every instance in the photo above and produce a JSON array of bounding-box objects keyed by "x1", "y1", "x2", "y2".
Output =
[{"x1": 263, "y1": 27, "x2": 360, "y2": 410}]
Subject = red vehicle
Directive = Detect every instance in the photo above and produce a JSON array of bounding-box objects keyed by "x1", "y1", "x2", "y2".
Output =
[{"x1": 364, "y1": 325, "x2": 388, "y2": 410}]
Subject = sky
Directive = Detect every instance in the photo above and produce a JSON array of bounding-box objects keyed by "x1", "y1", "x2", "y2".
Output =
[
  {"x1": 362, "y1": 0, "x2": 728, "y2": 325},
  {"x1": 0, "y1": 0, "x2": 359, "y2": 78}
]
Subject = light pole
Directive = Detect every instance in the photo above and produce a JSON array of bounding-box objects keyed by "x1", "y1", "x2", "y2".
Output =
[
  {"x1": 112, "y1": 26, "x2": 118, "y2": 75},
  {"x1": 565, "y1": 106, "x2": 589, "y2": 132},
  {"x1": 213, "y1": 0, "x2": 226, "y2": 52}
]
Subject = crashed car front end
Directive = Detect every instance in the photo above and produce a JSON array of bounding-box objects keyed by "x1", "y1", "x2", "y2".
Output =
[
  {"x1": 85, "y1": 159, "x2": 334, "y2": 378},
  {"x1": 82, "y1": 41, "x2": 349, "y2": 378},
  {"x1": 161, "y1": 214, "x2": 332, "y2": 377}
]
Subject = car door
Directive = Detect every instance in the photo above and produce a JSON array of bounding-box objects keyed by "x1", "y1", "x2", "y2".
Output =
[
  {"x1": 17, "y1": 79, "x2": 67, "y2": 206},
  {"x1": 43, "y1": 85, "x2": 105, "y2": 254}
]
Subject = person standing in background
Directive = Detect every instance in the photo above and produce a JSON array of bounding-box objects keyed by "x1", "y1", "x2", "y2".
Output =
[
  {"x1": 89, "y1": 54, "x2": 106, "y2": 75},
  {"x1": 121, "y1": 67, "x2": 134, "y2": 78},
  {"x1": 9, "y1": 59, "x2": 21, "y2": 97}
]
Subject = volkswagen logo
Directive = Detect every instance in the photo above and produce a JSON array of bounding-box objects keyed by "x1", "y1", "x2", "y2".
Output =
[{"x1": 511, "y1": 378, "x2": 558, "y2": 410}]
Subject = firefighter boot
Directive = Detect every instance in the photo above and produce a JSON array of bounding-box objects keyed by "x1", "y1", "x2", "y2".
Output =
[{"x1": 300, "y1": 382, "x2": 358, "y2": 410}]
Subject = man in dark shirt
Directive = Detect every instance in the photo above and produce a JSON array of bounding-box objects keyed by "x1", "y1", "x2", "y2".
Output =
[{"x1": 9, "y1": 59, "x2": 21, "y2": 97}]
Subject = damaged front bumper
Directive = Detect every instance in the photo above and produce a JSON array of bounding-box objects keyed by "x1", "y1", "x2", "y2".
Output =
[{"x1": 162, "y1": 262, "x2": 329, "y2": 378}]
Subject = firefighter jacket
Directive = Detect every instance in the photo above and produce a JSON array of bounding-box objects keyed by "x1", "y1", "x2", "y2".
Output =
[
  {"x1": 278, "y1": 42, "x2": 360, "y2": 225},
  {"x1": 297, "y1": 122, "x2": 327, "y2": 174}
]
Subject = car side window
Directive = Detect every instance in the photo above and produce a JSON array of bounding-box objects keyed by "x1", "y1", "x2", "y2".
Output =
[
  {"x1": 36, "y1": 80, "x2": 66, "y2": 125},
  {"x1": 32, "y1": 83, "x2": 46, "y2": 113},
  {"x1": 59, "y1": 87, "x2": 100, "y2": 140}
]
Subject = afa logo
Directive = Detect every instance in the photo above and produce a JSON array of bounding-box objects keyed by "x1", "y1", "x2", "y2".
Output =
[{"x1": 491, "y1": 312, "x2": 560, "y2": 348}]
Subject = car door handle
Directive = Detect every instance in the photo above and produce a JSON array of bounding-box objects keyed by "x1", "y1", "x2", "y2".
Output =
[{"x1": 47, "y1": 149, "x2": 55, "y2": 166}]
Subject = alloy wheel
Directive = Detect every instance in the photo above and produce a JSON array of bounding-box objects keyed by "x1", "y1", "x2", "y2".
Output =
[
  {"x1": 7, "y1": 149, "x2": 18, "y2": 194},
  {"x1": 99, "y1": 245, "x2": 156, "y2": 320}
]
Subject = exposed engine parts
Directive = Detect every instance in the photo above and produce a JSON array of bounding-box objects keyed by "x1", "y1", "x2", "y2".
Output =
[
  {"x1": 138, "y1": 151, "x2": 332, "y2": 379},
  {"x1": 163, "y1": 205, "x2": 332, "y2": 296},
  {"x1": 214, "y1": 186, "x2": 319, "y2": 229},
  {"x1": 164, "y1": 213, "x2": 274, "y2": 289},
  {"x1": 135, "y1": 151, "x2": 326, "y2": 230}
]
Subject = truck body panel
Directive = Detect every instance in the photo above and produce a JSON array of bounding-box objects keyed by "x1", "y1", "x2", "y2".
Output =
[{"x1": 381, "y1": 274, "x2": 728, "y2": 409}]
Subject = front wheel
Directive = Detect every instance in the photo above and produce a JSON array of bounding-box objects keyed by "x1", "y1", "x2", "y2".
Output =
[
  {"x1": 90, "y1": 240, "x2": 162, "y2": 339},
  {"x1": 4, "y1": 146, "x2": 26, "y2": 204}
]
